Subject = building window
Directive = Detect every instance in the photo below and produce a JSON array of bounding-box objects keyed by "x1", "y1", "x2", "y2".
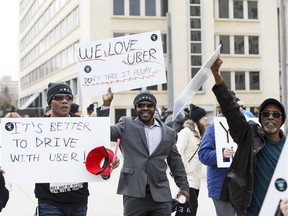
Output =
[
  {"x1": 233, "y1": 0, "x2": 244, "y2": 19},
  {"x1": 248, "y1": 1, "x2": 258, "y2": 19},
  {"x1": 219, "y1": 0, "x2": 229, "y2": 18},
  {"x1": 161, "y1": 0, "x2": 168, "y2": 16},
  {"x1": 222, "y1": 71, "x2": 260, "y2": 91},
  {"x1": 249, "y1": 71, "x2": 260, "y2": 90},
  {"x1": 220, "y1": 35, "x2": 230, "y2": 54},
  {"x1": 115, "y1": 109, "x2": 126, "y2": 123},
  {"x1": 249, "y1": 36, "x2": 259, "y2": 54},
  {"x1": 217, "y1": 0, "x2": 258, "y2": 20},
  {"x1": 145, "y1": 0, "x2": 156, "y2": 16},
  {"x1": 234, "y1": 36, "x2": 244, "y2": 54},
  {"x1": 130, "y1": 0, "x2": 140, "y2": 16},
  {"x1": 222, "y1": 71, "x2": 231, "y2": 89},
  {"x1": 218, "y1": 35, "x2": 259, "y2": 55},
  {"x1": 113, "y1": 0, "x2": 124, "y2": 15}
]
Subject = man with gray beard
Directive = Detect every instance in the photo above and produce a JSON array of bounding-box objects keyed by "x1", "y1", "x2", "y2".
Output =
[{"x1": 210, "y1": 57, "x2": 286, "y2": 216}]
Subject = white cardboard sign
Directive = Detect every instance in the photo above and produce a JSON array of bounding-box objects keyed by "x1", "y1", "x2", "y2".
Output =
[
  {"x1": 259, "y1": 139, "x2": 288, "y2": 215},
  {"x1": 76, "y1": 31, "x2": 166, "y2": 97},
  {"x1": 214, "y1": 117, "x2": 259, "y2": 168},
  {"x1": 172, "y1": 45, "x2": 221, "y2": 121},
  {"x1": 1, "y1": 117, "x2": 110, "y2": 183}
]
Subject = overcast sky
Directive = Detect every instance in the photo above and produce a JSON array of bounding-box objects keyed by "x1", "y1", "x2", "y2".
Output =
[{"x1": 0, "y1": 2, "x2": 19, "y2": 80}]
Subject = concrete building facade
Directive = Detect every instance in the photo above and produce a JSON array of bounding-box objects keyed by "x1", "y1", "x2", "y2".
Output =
[{"x1": 18, "y1": 0, "x2": 287, "y2": 123}]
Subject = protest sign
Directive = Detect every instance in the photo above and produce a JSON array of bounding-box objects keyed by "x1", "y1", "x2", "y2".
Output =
[
  {"x1": 1, "y1": 117, "x2": 110, "y2": 183},
  {"x1": 259, "y1": 138, "x2": 288, "y2": 215},
  {"x1": 172, "y1": 45, "x2": 221, "y2": 121},
  {"x1": 214, "y1": 117, "x2": 259, "y2": 168},
  {"x1": 76, "y1": 31, "x2": 166, "y2": 97}
]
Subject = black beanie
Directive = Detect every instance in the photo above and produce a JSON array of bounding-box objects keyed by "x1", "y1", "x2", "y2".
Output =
[
  {"x1": 258, "y1": 98, "x2": 286, "y2": 125},
  {"x1": 47, "y1": 82, "x2": 72, "y2": 105},
  {"x1": 70, "y1": 103, "x2": 80, "y2": 114},
  {"x1": 87, "y1": 104, "x2": 95, "y2": 113},
  {"x1": 189, "y1": 104, "x2": 206, "y2": 122},
  {"x1": 133, "y1": 91, "x2": 157, "y2": 107}
]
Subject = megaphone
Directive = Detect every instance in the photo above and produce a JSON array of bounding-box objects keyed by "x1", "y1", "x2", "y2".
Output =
[{"x1": 85, "y1": 146, "x2": 114, "y2": 180}]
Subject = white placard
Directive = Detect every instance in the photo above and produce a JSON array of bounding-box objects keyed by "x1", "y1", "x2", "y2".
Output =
[
  {"x1": 172, "y1": 45, "x2": 221, "y2": 121},
  {"x1": 76, "y1": 31, "x2": 166, "y2": 97},
  {"x1": 214, "y1": 117, "x2": 259, "y2": 168},
  {"x1": 259, "y1": 139, "x2": 288, "y2": 215},
  {"x1": 1, "y1": 117, "x2": 110, "y2": 183}
]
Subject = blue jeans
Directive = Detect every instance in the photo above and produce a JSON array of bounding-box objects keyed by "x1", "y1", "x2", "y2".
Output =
[{"x1": 36, "y1": 203, "x2": 87, "y2": 216}]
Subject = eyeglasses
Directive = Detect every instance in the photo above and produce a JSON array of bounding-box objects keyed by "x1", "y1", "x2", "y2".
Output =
[
  {"x1": 136, "y1": 103, "x2": 154, "y2": 109},
  {"x1": 52, "y1": 94, "x2": 73, "y2": 102},
  {"x1": 261, "y1": 111, "x2": 282, "y2": 118}
]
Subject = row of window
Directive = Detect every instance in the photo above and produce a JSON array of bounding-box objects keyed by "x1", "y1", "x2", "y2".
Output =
[
  {"x1": 21, "y1": 7, "x2": 79, "y2": 70},
  {"x1": 217, "y1": 0, "x2": 258, "y2": 19},
  {"x1": 113, "y1": 0, "x2": 168, "y2": 16},
  {"x1": 222, "y1": 71, "x2": 260, "y2": 91}
]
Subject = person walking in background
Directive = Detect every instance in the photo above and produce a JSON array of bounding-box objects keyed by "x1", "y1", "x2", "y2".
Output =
[
  {"x1": 176, "y1": 104, "x2": 207, "y2": 216},
  {"x1": 198, "y1": 122, "x2": 237, "y2": 216},
  {"x1": 34, "y1": 82, "x2": 119, "y2": 216},
  {"x1": 109, "y1": 90, "x2": 190, "y2": 216},
  {"x1": 4, "y1": 106, "x2": 21, "y2": 118},
  {"x1": 210, "y1": 57, "x2": 286, "y2": 216},
  {"x1": 70, "y1": 103, "x2": 82, "y2": 116},
  {"x1": 86, "y1": 104, "x2": 96, "y2": 117}
]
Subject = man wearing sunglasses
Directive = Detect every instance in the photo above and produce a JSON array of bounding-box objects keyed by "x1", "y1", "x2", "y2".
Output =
[
  {"x1": 34, "y1": 82, "x2": 119, "y2": 216},
  {"x1": 110, "y1": 90, "x2": 190, "y2": 216},
  {"x1": 210, "y1": 57, "x2": 286, "y2": 216}
]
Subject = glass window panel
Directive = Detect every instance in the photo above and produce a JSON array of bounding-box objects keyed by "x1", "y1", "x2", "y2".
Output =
[
  {"x1": 162, "y1": 71, "x2": 168, "y2": 90},
  {"x1": 130, "y1": 0, "x2": 140, "y2": 16},
  {"x1": 249, "y1": 36, "x2": 259, "y2": 54},
  {"x1": 145, "y1": 0, "x2": 156, "y2": 16},
  {"x1": 235, "y1": 71, "x2": 245, "y2": 90},
  {"x1": 161, "y1": 0, "x2": 168, "y2": 16},
  {"x1": 190, "y1": 6, "x2": 201, "y2": 16},
  {"x1": 191, "y1": 31, "x2": 201, "y2": 41},
  {"x1": 191, "y1": 56, "x2": 202, "y2": 66},
  {"x1": 190, "y1": 19, "x2": 201, "y2": 28},
  {"x1": 191, "y1": 43, "x2": 201, "y2": 53},
  {"x1": 248, "y1": 1, "x2": 258, "y2": 19},
  {"x1": 233, "y1": 0, "x2": 243, "y2": 19},
  {"x1": 190, "y1": 0, "x2": 200, "y2": 3},
  {"x1": 249, "y1": 71, "x2": 260, "y2": 90},
  {"x1": 147, "y1": 85, "x2": 158, "y2": 90},
  {"x1": 161, "y1": 34, "x2": 167, "y2": 54},
  {"x1": 219, "y1": 0, "x2": 229, "y2": 18},
  {"x1": 113, "y1": 33, "x2": 125, "y2": 38},
  {"x1": 220, "y1": 35, "x2": 230, "y2": 54},
  {"x1": 113, "y1": 0, "x2": 124, "y2": 15},
  {"x1": 222, "y1": 72, "x2": 231, "y2": 89},
  {"x1": 191, "y1": 67, "x2": 202, "y2": 90},
  {"x1": 115, "y1": 109, "x2": 126, "y2": 123},
  {"x1": 234, "y1": 36, "x2": 244, "y2": 54}
]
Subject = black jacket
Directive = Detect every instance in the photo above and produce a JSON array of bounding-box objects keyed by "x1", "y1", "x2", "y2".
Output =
[
  {"x1": 213, "y1": 82, "x2": 286, "y2": 215},
  {"x1": 0, "y1": 172, "x2": 9, "y2": 212}
]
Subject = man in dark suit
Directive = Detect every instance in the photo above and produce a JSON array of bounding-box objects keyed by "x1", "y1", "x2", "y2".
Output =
[{"x1": 110, "y1": 90, "x2": 190, "y2": 216}]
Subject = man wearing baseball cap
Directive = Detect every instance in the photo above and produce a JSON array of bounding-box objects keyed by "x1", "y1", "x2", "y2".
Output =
[
  {"x1": 34, "y1": 82, "x2": 119, "y2": 216},
  {"x1": 110, "y1": 90, "x2": 190, "y2": 216},
  {"x1": 210, "y1": 57, "x2": 286, "y2": 216}
]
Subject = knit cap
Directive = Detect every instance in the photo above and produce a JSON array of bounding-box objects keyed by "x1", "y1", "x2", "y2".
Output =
[
  {"x1": 133, "y1": 91, "x2": 157, "y2": 107},
  {"x1": 189, "y1": 104, "x2": 206, "y2": 122},
  {"x1": 47, "y1": 82, "x2": 72, "y2": 105}
]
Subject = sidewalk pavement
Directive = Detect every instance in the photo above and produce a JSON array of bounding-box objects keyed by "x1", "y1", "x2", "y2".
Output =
[{"x1": 1, "y1": 154, "x2": 216, "y2": 216}]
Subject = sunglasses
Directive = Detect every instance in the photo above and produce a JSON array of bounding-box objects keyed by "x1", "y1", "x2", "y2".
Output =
[
  {"x1": 52, "y1": 94, "x2": 73, "y2": 102},
  {"x1": 261, "y1": 111, "x2": 282, "y2": 118},
  {"x1": 137, "y1": 103, "x2": 154, "y2": 109}
]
